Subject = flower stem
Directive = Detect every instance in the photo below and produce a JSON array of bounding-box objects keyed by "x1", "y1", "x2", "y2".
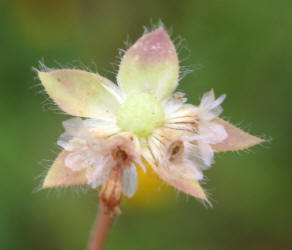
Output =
[{"x1": 88, "y1": 205, "x2": 116, "y2": 250}]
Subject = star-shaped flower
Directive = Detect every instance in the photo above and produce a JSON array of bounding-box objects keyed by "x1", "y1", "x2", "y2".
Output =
[{"x1": 38, "y1": 27, "x2": 263, "y2": 210}]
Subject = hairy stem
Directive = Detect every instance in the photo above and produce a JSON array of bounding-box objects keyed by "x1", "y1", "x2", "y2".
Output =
[{"x1": 88, "y1": 206, "x2": 116, "y2": 250}]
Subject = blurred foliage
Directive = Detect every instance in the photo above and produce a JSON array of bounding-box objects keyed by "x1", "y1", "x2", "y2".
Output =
[{"x1": 0, "y1": 0, "x2": 291, "y2": 249}]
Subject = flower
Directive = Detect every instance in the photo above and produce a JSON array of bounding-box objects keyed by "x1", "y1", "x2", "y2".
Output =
[{"x1": 38, "y1": 26, "x2": 263, "y2": 207}]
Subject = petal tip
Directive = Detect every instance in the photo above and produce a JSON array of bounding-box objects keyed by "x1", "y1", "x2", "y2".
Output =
[
  {"x1": 212, "y1": 118, "x2": 265, "y2": 152},
  {"x1": 178, "y1": 179, "x2": 207, "y2": 200},
  {"x1": 131, "y1": 27, "x2": 177, "y2": 64},
  {"x1": 42, "y1": 177, "x2": 54, "y2": 189},
  {"x1": 38, "y1": 71, "x2": 50, "y2": 84}
]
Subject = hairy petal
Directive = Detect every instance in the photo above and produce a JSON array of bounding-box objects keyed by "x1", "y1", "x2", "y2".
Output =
[
  {"x1": 211, "y1": 118, "x2": 264, "y2": 152},
  {"x1": 118, "y1": 28, "x2": 179, "y2": 100},
  {"x1": 43, "y1": 151, "x2": 88, "y2": 188},
  {"x1": 38, "y1": 69, "x2": 121, "y2": 118}
]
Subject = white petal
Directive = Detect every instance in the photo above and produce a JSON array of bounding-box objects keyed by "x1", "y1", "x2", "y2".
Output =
[
  {"x1": 204, "y1": 122, "x2": 228, "y2": 144},
  {"x1": 198, "y1": 90, "x2": 226, "y2": 120},
  {"x1": 57, "y1": 118, "x2": 85, "y2": 150},
  {"x1": 210, "y1": 105, "x2": 223, "y2": 117},
  {"x1": 200, "y1": 90, "x2": 215, "y2": 108},
  {"x1": 122, "y1": 164, "x2": 138, "y2": 197},
  {"x1": 163, "y1": 92, "x2": 187, "y2": 114},
  {"x1": 65, "y1": 152, "x2": 87, "y2": 171},
  {"x1": 198, "y1": 142, "x2": 214, "y2": 166},
  {"x1": 192, "y1": 122, "x2": 227, "y2": 144},
  {"x1": 62, "y1": 117, "x2": 83, "y2": 135},
  {"x1": 210, "y1": 94, "x2": 226, "y2": 110},
  {"x1": 57, "y1": 133, "x2": 73, "y2": 150},
  {"x1": 84, "y1": 118, "x2": 121, "y2": 138},
  {"x1": 90, "y1": 159, "x2": 111, "y2": 189}
]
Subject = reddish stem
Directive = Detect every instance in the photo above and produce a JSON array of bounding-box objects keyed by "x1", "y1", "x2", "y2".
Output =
[{"x1": 88, "y1": 206, "x2": 116, "y2": 250}]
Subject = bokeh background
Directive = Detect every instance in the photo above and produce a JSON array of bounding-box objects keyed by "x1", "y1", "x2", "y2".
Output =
[{"x1": 1, "y1": 0, "x2": 291, "y2": 249}]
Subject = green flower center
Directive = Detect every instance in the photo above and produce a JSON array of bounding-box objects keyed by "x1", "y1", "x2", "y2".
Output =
[{"x1": 117, "y1": 93, "x2": 165, "y2": 137}]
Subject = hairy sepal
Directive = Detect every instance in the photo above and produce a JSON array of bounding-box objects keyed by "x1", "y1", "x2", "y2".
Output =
[
  {"x1": 43, "y1": 151, "x2": 88, "y2": 188},
  {"x1": 118, "y1": 28, "x2": 179, "y2": 100},
  {"x1": 211, "y1": 118, "x2": 264, "y2": 152},
  {"x1": 142, "y1": 157, "x2": 206, "y2": 200},
  {"x1": 38, "y1": 69, "x2": 120, "y2": 119},
  {"x1": 154, "y1": 166, "x2": 206, "y2": 200}
]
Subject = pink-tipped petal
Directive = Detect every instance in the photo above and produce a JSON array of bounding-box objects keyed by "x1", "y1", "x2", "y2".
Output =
[
  {"x1": 211, "y1": 118, "x2": 265, "y2": 152},
  {"x1": 118, "y1": 28, "x2": 179, "y2": 100},
  {"x1": 38, "y1": 69, "x2": 120, "y2": 119},
  {"x1": 43, "y1": 151, "x2": 88, "y2": 188}
]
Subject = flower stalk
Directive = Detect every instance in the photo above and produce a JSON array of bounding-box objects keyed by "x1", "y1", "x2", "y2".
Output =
[{"x1": 88, "y1": 204, "x2": 116, "y2": 250}]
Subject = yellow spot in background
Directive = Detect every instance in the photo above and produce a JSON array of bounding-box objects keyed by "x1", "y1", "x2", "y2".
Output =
[{"x1": 124, "y1": 163, "x2": 174, "y2": 211}]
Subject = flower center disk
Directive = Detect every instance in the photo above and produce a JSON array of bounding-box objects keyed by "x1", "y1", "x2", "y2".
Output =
[{"x1": 117, "y1": 93, "x2": 165, "y2": 137}]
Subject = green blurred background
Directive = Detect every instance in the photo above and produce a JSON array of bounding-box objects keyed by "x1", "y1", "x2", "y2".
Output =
[{"x1": 0, "y1": 0, "x2": 291, "y2": 249}]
